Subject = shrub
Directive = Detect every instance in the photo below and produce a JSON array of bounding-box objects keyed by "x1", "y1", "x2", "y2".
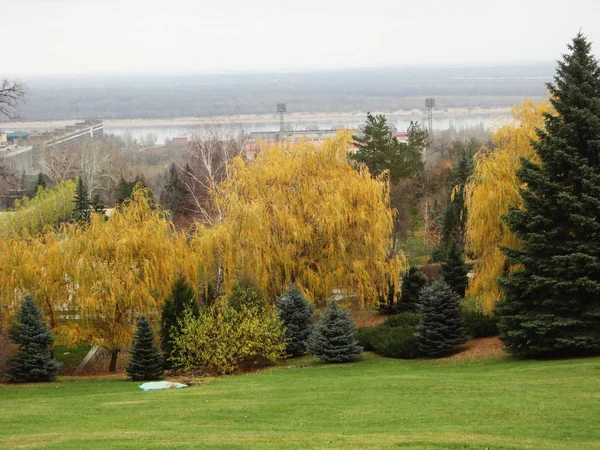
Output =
[
  {"x1": 463, "y1": 309, "x2": 498, "y2": 338},
  {"x1": 416, "y1": 281, "x2": 467, "y2": 357},
  {"x1": 397, "y1": 267, "x2": 428, "y2": 312},
  {"x1": 228, "y1": 278, "x2": 266, "y2": 312},
  {"x1": 308, "y1": 301, "x2": 362, "y2": 363},
  {"x1": 161, "y1": 276, "x2": 198, "y2": 366},
  {"x1": 358, "y1": 313, "x2": 420, "y2": 359},
  {"x1": 383, "y1": 312, "x2": 419, "y2": 328},
  {"x1": 6, "y1": 296, "x2": 59, "y2": 383},
  {"x1": 277, "y1": 285, "x2": 314, "y2": 357},
  {"x1": 370, "y1": 326, "x2": 420, "y2": 359},
  {"x1": 127, "y1": 315, "x2": 164, "y2": 381},
  {"x1": 356, "y1": 327, "x2": 378, "y2": 351},
  {"x1": 170, "y1": 300, "x2": 287, "y2": 375}
]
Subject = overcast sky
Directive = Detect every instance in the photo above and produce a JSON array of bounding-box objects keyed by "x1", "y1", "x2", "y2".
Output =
[{"x1": 4, "y1": 0, "x2": 599, "y2": 75}]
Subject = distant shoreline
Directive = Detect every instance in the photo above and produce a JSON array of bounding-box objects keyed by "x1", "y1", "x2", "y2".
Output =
[{"x1": 0, "y1": 107, "x2": 511, "y2": 130}]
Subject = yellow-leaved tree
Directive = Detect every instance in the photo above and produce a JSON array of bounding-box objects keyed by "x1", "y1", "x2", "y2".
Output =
[
  {"x1": 0, "y1": 227, "x2": 82, "y2": 345},
  {"x1": 0, "y1": 179, "x2": 76, "y2": 238},
  {"x1": 72, "y1": 186, "x2": 184, "y2": 371},
  {"x1": 465, "y1": 100, "x2": 552, "y2": 311},
  {"x1": 191, "y1": 131, "x2": 405, "y2": 306}
]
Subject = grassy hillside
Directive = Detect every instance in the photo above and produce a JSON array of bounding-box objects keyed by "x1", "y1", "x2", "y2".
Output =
[{"x1": 1, "y1": 354, "x2": 599, "y2": 449}]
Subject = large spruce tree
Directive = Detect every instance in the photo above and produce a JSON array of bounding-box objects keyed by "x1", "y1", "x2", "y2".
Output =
[
  {"x1": 6, "y1": 296, "x2": 59, "y2": 383},
  {"x1": 127, "y1": 315, "x2": 164, "y2": 381},
  {"x1": 499, "y1": 33, "x2": 600, "y2": 357},
  {"x1": 277, "y1": 285, "x2": 314, "y2": 357}
]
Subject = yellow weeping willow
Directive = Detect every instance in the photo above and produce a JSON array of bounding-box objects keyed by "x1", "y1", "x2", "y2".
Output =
[
  {"x1": 191, "y1": 130, "x2": 405, "y2": 306},
  {"x1": 72, "y1": 188, "x2": 184, "y2": 359},
  {"x1": 465, "y1": 100, "x2": 552, "y2": 311}
]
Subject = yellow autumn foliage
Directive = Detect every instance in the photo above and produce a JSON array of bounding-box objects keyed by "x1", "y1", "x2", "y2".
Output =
[
  {"x1": 192, "y1": 130, "x2": 405, "y2": 306},
  {"x1": 0, "y1": 180, "x2": 76, "y2": 238},
  {"x1": 465, "y1": 100, "x2": 552, "y2": 311}
]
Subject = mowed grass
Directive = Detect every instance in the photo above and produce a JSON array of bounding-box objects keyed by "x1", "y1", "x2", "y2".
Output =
[{"x1": 1, "y1": 354, "x2": 600, "y2": 449}]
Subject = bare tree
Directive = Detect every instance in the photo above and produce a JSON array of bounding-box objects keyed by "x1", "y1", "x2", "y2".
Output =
[
  {"x1": 180, "y1": 122, "x2": 247, "y2": 225},
  {"x1": 0, "y1": 78, "x2": 26, "y2": 120},
  {"x1": 79, "y1": 138, "x2": 120, "y2": 200},
  {"x1": 37, "y1": 145, "x2": 79, "y2": 185}
]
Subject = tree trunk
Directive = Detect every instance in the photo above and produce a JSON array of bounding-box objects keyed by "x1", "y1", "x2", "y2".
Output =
[{"x1": 109, "y1": 348, "x2": 119, "y2": 372}]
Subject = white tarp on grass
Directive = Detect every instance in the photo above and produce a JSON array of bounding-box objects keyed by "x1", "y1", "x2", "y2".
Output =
[{"x1": 139, "y1": 381, "x2": 188, "y2": 391}]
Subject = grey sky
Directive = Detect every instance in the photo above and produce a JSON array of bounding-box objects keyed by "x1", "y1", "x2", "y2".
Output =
[{"x1": 4, "y1": 0, "x2": 600, "y2": 75}]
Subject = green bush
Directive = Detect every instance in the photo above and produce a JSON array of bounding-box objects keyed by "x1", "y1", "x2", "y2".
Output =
[
  {"x1": 383, "y1": 312, "x2": 419, "y2": 328},
  {"x1": 358, "y1": 313, "x2": 420, "y2": 359},
  {"x1": 356, "y1": 327, "x2": 377, "y2": 351},
  {"x1": 370, "y1": 326, "x2": 419, "y2": 359},
  {"x1": 170, "y1": 299, "x2": 287, "y2": 375},
  {"x1": 463, "y1": 309, "x2": 498, "y2": 338},
  {"x1": 228, "y1": 278, "x2": 266, "y2": 312}
]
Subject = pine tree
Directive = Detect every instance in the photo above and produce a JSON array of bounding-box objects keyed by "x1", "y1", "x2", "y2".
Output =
[
  {"x1": 35, "y1": 173, "x2": 47, "y2": 193},
  {"x1": 442, "y1": 240, "x2": 469, "y2": 298},
  {"x1": 160, "y1": 277, "x2": 198, "y2": 365},
  {"x1": 71, "y1": 176, "x2": 90, "y2": 223},
  {"x1": 416, "y1": 281, "x2": 466, "y2": 357},
  {"x1": 160, "y1": 164, "x2": 187, "y2": 216},
  {"x1": 438, "y1": 150, "x2": 473, "y2": 255},
  {"x1": 6, "y1": 296, "x2": 59, "y2": 383},
  {"x1": 277, "y1": 285, "x2": 314, "y2": 357},
  {"x1": 498, "y1": 34, "x2": 600, "y2": 357},
  {"x1": 308, "y1": 300, "x2": 362, "y2": 363},
  {"x1": 397, "y1": 266, "x2": 428, "y2": 312},
  {"x1": 352, "y1": 114, "x2": 423, "y2": 182},
  {"x1": 127, "y1": 315, "x2": 164, "y2": 381}
]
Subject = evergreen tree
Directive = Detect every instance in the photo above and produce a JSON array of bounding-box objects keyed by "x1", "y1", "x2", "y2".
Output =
[
  {"x1": 71, "y1": 176, "x2": 90, "y2": 223},
  {"x1": 397, "y1": 266, "x2": 428, "y2": 312},
  {"x1": 442, "y1": 240, "x2": 469, "y2": 298},
  {"x1": 228, "y1": 278, "x2": 266, "y2": 312},
  {"x1": 90, "y1": 193, "x2": 106, "y2": 215},
  {"x1": 499, "y1": 34, "x2": 600, "y2": 357},
  {"x1": 277, "y1": 285, "x2": 314, "y2": 357},
  {"x1": 127, "y1": 315, "x2": 164, "y2": 381},
  {"x1": 308, "y1": 300, "x2": 362, "y2": 363},
  {"x1": 352, "y1": 114, "x2": 424, "y2": 182},
  {"x1": 6, "y1": 295, "x2": 59, "y2": 383},
  {"x1": 160, "y1": 164, "x2": 187, "y2": 216},
  {"x1": 35, "y1": 173, "x2": 47, "y2": 193},
  {"x1": 438, "y1": 150, "x2": 473, "y2": 255},
  {"x1": 160, "y1": 276, "x2": 199, "y2": 365},
  {"x1": 416, "y1": 281, "x2": 466, "y2": 357},
  {"x1": 116, "y1": 176, "x2": 150, "y2": 205}
]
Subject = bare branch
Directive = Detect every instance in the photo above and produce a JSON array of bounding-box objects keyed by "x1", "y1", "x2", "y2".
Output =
[{"x1": 0, "y1": 78, "x2": 26, "y2": 120}]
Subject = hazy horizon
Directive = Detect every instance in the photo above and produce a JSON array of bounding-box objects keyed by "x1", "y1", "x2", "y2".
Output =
[{"x1": 3, "y1": 0, "x2": 599, "y2": 76}]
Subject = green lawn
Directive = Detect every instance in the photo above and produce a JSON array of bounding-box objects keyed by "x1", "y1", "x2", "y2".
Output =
[{"x1": 1, "y1": 354, "x2": 599, "y2": 449}]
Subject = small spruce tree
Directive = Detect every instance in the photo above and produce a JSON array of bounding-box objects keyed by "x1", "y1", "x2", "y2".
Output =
[
  {"x1": 161, "y1": 276, "x2": 198, "y2": 365},
  {"x1": 442, "y1": 240, "x2": 469, "y2": 297},
  {"x1": 308, "y1": 300, "x2": 362, "y2": 363},
  {"x1": 6, "y1": 296, "x2": 59, "y2": 383},
  {"x1": 71, "y1": 176, "x2": 90, "y2": 223},
  {"x1": 277, "y1": 285, "x2": 314, "y2": 357},
  {"x1": 127, "y1": 315, "x2": 164, "y2": 381},
  {"x1": 416, "y1": 281, "x2": 466, "y2": 357},
  {"x1": 397, "y1": 266, "x2": 428, "y2": 312}
]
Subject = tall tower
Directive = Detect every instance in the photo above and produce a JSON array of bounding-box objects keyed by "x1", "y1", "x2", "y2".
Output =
[
  {"x1": 424, "y1": 98, "x2": 435, "y2": 162},
  {"x1": 277, "y1": 102, "x2": 286, "y2": 132}
]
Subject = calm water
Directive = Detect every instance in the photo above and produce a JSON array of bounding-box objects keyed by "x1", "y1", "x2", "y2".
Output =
[
  {"x1": 105, "y1": 112, "x2": 510, "y2": 143},
  {"x1": 1, "y1": 112, "x2": 511, "y2": 145}
]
